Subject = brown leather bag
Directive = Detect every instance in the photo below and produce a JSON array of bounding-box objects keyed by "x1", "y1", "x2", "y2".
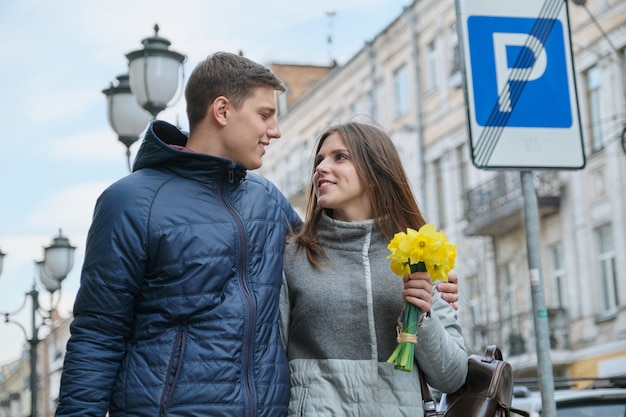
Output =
[{"x1": 419, "y1": 345, "x2": 529, "y2": 417}]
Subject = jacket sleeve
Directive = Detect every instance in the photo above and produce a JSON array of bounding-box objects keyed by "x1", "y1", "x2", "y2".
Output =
[
  {"x1": 278, "y1": 190, "x2": 302, "y2": 232},
  {"x1": 414, "y1": 290, "x2": 468, "y2": 394},
  {"x1": 253, "y1": 172, "x2": 303, "y2": 232},
  {"x1": 56, "y1": 181, "x2": 147, "y2": 417}
]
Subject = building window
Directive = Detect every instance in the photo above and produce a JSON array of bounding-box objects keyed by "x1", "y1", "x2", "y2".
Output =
[
  {"x1": 595, "y1": 224, "x2": 618, "y2": 313},
  {"x1": 586, "y1": 66, "x2": 602, "y2": 152},
  {"x1": 434, "y1": 157, "x2": 446, "y2": 228},
  {"x1": 456, "y1": 144, "x2": 468, "y2": 213},
  {"x1": 549, "y1": 242, "x2": 566, "y2": 309},
  {"x1": 276, "y1": 89, "x2": 288, "y2": 117},
  {"x1": 300, "y1": 141, "x2": 310, "y2": 190},
  {"x1": 448, "y1": 24, "x2": 462, "y2": 88},
  {"x1": 467, "y1": 274, "x2": 485, "y2": 350},
  {"x1": 367, "y1": 89, "x2": 375, "y2": 119},
  {"x1": 426, "y1": 39, "x2": 439, "y2": 91},
  {"x1": 449, "y1": 24, "x2": 460, "y2": 75},
  {"x1": 498, "y1": 262, "x2": 525, "y2": 354},
  {"x1": 393, "y1": 64, "x2": 410, "y2": 118},
  {"x1": 284, "y1": 153, "x2": 291, "y2": 194},
  {"x1": 499, "y1": 263, "x2": 515, "y2": 324}
]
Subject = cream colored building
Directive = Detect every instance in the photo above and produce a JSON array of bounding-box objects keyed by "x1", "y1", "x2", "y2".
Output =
[
  {"x1": 258, "y1": 0, "x2": 626, "y2": 384},
  {"x1": 0, "y1": 314, "x2": 71, "y2": 417},
  {"x1": 0, "y1": 350, "x2": 30, "y2": 417}
]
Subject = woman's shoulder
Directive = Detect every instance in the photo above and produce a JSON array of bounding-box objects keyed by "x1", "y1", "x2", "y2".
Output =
[{"x1": 283, "y1": 238, "x2": 303, "y2": 263}]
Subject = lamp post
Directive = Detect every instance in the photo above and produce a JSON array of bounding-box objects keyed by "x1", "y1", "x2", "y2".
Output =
[
  {"x1": 103, "y1": 24, "x2": 186, "y2": 171},
  {"x1": 0, "y1": 230, "x2": 76, "y2": 417}
]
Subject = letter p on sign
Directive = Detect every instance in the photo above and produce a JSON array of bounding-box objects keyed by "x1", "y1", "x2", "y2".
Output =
[{"x1": 468, "y1": 16, "x2": 571, "y2": 128}]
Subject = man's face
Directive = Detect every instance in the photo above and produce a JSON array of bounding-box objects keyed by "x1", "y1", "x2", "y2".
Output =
[{"x1": 221, "y1": 86, "x2": 281, "y2": 170}]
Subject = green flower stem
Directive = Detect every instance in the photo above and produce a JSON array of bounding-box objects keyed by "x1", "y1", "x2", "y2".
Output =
[{"x1": 387, "y1": 261, "x2": 426, "y2": 372}]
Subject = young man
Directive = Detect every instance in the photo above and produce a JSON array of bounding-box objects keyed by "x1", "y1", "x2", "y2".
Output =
[{"x1": 55, "y1": 52, "x2": 302, "y2": 417}]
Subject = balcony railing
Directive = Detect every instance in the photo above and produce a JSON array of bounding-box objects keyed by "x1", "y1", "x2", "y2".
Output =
[
  {"x1": 464, "y1": 171, "x2": 561, "y2": 236},
  {"x1": 471, "y1": 307, "x2": 570, "y2": 358}
]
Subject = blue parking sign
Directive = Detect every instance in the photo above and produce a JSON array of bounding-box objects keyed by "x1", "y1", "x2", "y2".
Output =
[
  {"x1": 455, "y1": 0, "x2": 584, "y2": 169},
  {"x1": 468, "y1": 16, "x2": 572, "y2": 128}
]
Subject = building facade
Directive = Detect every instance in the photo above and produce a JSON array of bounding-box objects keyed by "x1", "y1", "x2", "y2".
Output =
[
  {"x1": 0, "y1": 314, "x2": 71, "y2": 417},
  {"x1": 258, "y1": 0, "x2": 626, "y2": 383}
]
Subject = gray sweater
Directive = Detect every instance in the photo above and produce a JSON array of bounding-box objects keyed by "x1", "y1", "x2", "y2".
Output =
[{"x1": 279, "y1": 213, "x2": 468, "y2": 417}]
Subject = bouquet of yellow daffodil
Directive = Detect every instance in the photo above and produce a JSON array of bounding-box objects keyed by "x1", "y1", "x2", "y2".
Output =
[{"x1": 386, "y1": 223, "x2": 457, "y2": 372}]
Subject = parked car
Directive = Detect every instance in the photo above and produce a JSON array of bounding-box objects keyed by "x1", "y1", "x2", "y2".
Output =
[{"x1": 511, "y1": 382, "x2": 626, "y2": 417}]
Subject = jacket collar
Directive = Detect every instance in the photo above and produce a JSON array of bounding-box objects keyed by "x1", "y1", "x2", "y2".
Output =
[{"x1": 133, "y1": 120, "x2": 247, "y2": 184}]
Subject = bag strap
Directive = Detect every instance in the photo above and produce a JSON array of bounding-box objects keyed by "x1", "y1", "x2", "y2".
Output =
[
  {"x1": 417, "y1": 367, "x2": 440, "y2": 416},
  {"x1": 483, "y1": 344, "x2": 503, "y2": 362}
]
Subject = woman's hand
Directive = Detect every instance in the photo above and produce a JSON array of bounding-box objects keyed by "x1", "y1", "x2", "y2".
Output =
[
  {"x1": 402, "y1": 272, "x2": 434, "y2": 312},
  {"x1": 403, "y1": 271, "x2": 459, "y2": 312}
]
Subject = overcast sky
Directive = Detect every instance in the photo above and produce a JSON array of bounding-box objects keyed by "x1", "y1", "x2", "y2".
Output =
[{"x1": 0, "y1": 0, "x2": 411, "y2": 364}]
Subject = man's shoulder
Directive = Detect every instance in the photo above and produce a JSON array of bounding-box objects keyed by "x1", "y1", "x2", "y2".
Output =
[
  {"x1": 98, "y1": 168, "x2": 176, "y2": 209},
  {"x1": 245, "y1": 172, "x2": 288, "y2": 199},
  {"x1": 105, "y1": 168, "x2": 165, "y2": 191},
  {"x1": 245, "y1": 171, "x2": 278, "y2": 188},
  {"x1": 244, "y1": 173, "x2": 301, "y2": 224}
]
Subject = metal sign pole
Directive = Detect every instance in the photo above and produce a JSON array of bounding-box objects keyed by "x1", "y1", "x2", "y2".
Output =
[
  {"x1": 455, "y1": 0, "x2": 586, "y2": 411},
  {"x1": 521, "y1": 170, "x2": 556, "y2": 417}
]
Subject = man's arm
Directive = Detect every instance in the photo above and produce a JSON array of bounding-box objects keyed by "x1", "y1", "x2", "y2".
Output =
[{"x1": 56, "y1": 184, "x2": 146, "y2": 416}]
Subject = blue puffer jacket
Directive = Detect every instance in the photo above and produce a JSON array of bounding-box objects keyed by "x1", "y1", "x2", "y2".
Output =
[{"x1": 56, "y1": 120, "x2": 302, "y2": 417}]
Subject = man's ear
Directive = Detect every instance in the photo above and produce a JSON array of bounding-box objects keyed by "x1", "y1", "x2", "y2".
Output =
[{"x1": 211, "y1": 96, "x2": 229, "y2": 126}]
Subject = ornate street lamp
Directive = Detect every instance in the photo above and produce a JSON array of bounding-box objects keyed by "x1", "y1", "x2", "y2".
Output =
[
  {"x1": 126, "y1": 24, "x2": 186, "y2": 117},
  {"x1": 36, "y1": 260, "x2": 61, "y2": 293},
  {"x1": 103, "y1": 24, "x2": 186, "y2": 171},
  {"x1": 42, "y1": 231, "x2": 76, "y2": 287},
  {"x1": 0, "y1": 230, "x2": 76, "y2": 417},
  {"x1": 102, "y1": 74, "x2": 152, "y2": 172}
]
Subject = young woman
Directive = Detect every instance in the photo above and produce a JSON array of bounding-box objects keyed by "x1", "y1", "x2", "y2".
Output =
[{"x1": 280, "y1": 121, "x2": 468, "y2": 416}]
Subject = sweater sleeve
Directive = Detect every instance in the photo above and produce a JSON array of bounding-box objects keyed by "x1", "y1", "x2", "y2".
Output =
[
  {"x1": 279, "y1": 271, "x2": 291, "y2": 349},
  {"x1": 56, "y1": 182, "x2": 147, "y2": 417}
]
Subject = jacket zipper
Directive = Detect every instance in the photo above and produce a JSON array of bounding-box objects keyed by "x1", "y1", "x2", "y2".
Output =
[{"x1": 219, "y1": 168, "x2": 256, "y2": 417}]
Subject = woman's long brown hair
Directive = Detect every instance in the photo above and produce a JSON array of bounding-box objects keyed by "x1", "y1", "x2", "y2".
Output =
[{"x1": 293, "y1": 122, "x2": 426, "y2": 267}]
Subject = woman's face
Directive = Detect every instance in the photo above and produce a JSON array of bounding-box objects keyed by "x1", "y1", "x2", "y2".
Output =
[{"x1": 312, "y1": 132, "x2": 372, "y2": 221}]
